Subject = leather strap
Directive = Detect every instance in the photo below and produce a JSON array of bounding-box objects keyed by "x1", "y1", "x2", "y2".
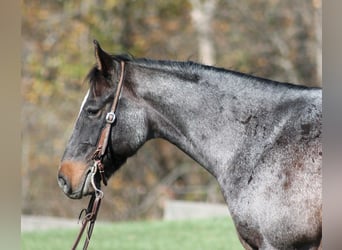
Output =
[
  {"x1": 72, "y1": 61, "x2": 125, "y2": 250},
  {"x1": 92, "y1": 61, "x2": 125, "y2": 186},
  {"x1": 71, "y1": 194, "x2": 102, "y2": 250}
]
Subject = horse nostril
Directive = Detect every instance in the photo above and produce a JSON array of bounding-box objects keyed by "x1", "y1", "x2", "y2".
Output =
[
  {"x1": 58, "y1": 174, "x2": 71, "y2": 194},
  {"x1": 58, "y1": 175, "x2": 66, "y2": 186}
]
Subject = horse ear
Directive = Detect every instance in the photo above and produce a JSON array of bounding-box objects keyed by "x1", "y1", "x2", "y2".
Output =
[{"x1": 93, "y1": 40, "x2": 113, "y2": 75}]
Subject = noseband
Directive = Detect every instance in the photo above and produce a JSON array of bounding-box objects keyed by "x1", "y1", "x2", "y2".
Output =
[{"x1": 72, "y1": 61, "x2": 125, "y2": 250}]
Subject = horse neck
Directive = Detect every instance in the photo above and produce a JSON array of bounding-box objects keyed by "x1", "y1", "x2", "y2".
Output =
[{"x1": 127, "y1": 61, "x2": 317, "y2": 177}]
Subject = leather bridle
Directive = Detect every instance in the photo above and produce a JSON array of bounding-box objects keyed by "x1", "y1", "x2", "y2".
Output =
[
  {"x1": 91, "y1": 60, "x2": 126, "y2": 186},
  {"x1": 72, "y1": 61, "x2": 125, "y2": 250}
]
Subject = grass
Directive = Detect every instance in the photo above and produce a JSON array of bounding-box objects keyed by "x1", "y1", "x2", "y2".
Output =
[{"x1": 21, "y1": 217, "x2": 244, "y2": 250}]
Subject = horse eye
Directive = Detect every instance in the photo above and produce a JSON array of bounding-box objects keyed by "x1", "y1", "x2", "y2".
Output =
[{"x1": 86, "y1": 108, "x2": 100, "y2": 117}]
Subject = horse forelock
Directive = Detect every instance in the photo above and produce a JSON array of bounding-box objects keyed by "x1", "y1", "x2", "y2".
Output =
[
  {"x1": 85, "y1": 66, "x2": 110, "y2": 97},
  {"x1": 85, "y1": 54, "x2": 134, "y2": 97}
]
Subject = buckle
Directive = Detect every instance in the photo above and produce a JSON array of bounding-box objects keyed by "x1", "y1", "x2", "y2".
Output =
[{"x1": 105, "y1": 112, "x2": 116, "y2": 124}]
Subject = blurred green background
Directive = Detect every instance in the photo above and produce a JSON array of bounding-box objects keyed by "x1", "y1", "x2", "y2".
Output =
[{"x1": 21, "y1": 0, "x2": 321, "y2": 221}]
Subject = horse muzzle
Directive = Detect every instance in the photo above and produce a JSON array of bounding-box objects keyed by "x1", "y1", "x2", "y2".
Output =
[{"x1": 58, "y1": 160, "x2": 94, "y2": 199}]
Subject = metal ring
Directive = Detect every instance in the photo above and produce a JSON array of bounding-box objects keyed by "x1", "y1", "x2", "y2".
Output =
[
  {"x1": 105, "y1": 112, "x2": 116, "y2": 124},
  {"x1": 90, "y1": 172, "x2": 103, "y2": 198}
]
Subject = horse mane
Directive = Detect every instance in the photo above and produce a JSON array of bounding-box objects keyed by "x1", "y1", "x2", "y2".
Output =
[
  {"x1": 128, "y1": 57, "x2": 318, "y2": 90},
  {"x1": 85, "y1": 53, "x2": 319, "y2": 92}
]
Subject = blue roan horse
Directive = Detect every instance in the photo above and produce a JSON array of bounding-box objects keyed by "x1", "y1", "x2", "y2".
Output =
[{"x1": 58, "y1": 41, "x2": 322, "y2": 249}]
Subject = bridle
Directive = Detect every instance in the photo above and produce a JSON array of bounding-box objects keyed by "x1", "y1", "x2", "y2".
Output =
[
  {"x1": 91, "y1": 60, "x2": 126, "y2": 186},
  {"x1": 71, "y1": 61, "x2": 125, "y2": 250}
]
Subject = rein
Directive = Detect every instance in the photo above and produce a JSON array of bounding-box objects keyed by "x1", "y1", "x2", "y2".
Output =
[{"x1": 71, "y1": 61, "x2": 125, "y2": 250}]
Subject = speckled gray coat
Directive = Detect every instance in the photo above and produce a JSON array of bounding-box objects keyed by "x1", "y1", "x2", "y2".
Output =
[{"x1": 59, "y1": 43, "x2": 322, "y2": 250}]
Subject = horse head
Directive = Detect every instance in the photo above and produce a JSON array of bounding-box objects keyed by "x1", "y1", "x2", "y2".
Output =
[{"x1": 57, "y1": 41, "x2": 149, "y2": 199}]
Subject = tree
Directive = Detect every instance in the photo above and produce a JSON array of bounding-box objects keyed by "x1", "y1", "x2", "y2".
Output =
[{"x1": 190, "y1": 0, "x2": 217, "y2": 65}]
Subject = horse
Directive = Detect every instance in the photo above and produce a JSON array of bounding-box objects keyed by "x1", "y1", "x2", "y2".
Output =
[{"x1": 58, "y1": 41, "x2": 322, "y2": 250}]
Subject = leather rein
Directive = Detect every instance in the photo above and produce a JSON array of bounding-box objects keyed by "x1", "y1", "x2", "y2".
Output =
[{"x1": 71, "y1": 61, "x2": 125, "y2": 250}]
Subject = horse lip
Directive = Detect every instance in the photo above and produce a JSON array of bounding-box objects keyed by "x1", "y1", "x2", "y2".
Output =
[
  {"x1": 82, "y1": 169, "x2": 96, "y2": 196},
  {"x1": 68, "y1": 167, "x2": 94, "y2": 199}
]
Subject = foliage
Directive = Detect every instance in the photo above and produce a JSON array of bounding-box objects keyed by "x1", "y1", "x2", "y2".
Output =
[
  {"x1": 21, "y1": 217, "x2": 243, "y2": 250},
  {"x1": 22, "y1": 0, "x2": 321, "y2": 220}
]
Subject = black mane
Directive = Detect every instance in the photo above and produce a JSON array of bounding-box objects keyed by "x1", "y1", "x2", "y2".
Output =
[{"x1": 86, "y1": 54, "x2": 319, "y2": 91}]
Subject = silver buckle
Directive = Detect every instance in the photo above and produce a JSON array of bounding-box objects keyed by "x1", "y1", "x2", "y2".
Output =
[{"x1": 105, "y1": 112, "x2": 116, "y2": 124}]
